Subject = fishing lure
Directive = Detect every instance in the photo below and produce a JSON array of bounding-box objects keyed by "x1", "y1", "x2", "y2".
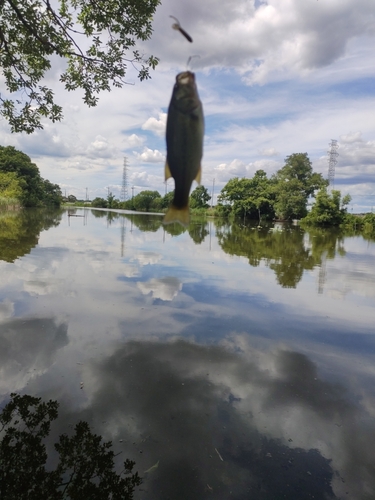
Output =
[{"x1": 170, "y1": 16, "x2": 193, "y2": 43}]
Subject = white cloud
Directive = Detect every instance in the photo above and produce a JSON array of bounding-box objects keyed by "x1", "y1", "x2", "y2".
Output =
[
  {"x1": 339, "y1": 132, "x2": 363, "y2": 144},
  {"x1": 144, "y1": 0, "x2": 374, "y2": 84},
  {"x1": 122, "y1": 134, "x2": 145, "y2": 148},
  {"x1": 141, "y1": 112, "x2": 167, "y2": 137},
  {"x1": 130, "y1": 171, "x2": 164, "y2": 191},
  {"x1": 135, "y1": 147, "x2": 165, "y2": 163},
  {"x1": 214, "y1": 158, "x2": 280, "y2": 183},
  {"x1": 86, "y1": 135, "x2": 118, "y2": 159},
  {"x1": 259, "y1": 147, "x2": 279, "y2": 157},
  {"x1": 13, "y1": 125, "x2": 75, "y2": 158}
]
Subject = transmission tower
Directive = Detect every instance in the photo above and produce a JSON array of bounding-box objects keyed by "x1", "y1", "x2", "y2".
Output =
[
  {"x1": 121, "y1": 157, "x2": 128, "y2": 201},
  {"x1": 327, "y1": 140, "x2": 339, "y2": 189}
]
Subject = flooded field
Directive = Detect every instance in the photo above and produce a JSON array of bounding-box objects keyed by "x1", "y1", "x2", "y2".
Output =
[{"x1": 1, "y1": 208, "x2": 375, "y2": 499}]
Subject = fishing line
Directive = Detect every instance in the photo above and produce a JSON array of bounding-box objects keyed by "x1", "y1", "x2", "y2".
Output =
[{"x1": 186, "y1": 55, "x2": 200, "y2": 70}]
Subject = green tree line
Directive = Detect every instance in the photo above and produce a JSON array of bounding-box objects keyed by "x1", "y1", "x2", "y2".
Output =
[
  {"x1": 0, "y1": 146, "x2": 62, "y2": 208},
  {"x1": 81, "y1": 151, "x2": 373, "y2": 232},
  {"x1": 216, "y1": 153, "x2": 328, "y2": 222},
  {"x1": 216, "y1": 152, "x2": 374, "y2": 230},
  {"x1": 90, "y1": 185, "x2": 212, "y2": 213}
]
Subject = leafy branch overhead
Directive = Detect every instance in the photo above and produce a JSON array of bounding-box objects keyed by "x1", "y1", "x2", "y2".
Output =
[{"x1": 0, "y1": 0, "x2": 160, "y2": 133}]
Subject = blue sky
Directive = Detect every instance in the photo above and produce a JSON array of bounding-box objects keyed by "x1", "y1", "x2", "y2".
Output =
[{"x1": 0, "y1": 0, "x2": 374, "y2": 211}]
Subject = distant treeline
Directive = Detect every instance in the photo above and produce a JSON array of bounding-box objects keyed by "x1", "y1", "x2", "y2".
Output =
[
  {"x1": 77, "y1": 185, "x2": 212, "y2": 214},
  {"x1": 0, "y1": 146, "x2": 62, "y2": 208},
  {"x1": 68, "y1": 151, "x2": 374, "y2": 234}
]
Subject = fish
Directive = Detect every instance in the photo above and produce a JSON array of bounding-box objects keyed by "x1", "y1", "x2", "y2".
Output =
[{"x1": 163, "y1": 71, "x2": 204, "y2": 227}]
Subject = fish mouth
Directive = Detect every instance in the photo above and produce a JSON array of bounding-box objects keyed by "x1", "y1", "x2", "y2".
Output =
[{"x1": 177, "y1": 71, "x2": 195, "y2": 86}]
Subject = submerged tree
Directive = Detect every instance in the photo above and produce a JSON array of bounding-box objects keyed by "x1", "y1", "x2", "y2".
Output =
[
  {"x1": 0, "y1": 393, "x2": 141, "y2": 499},
  {"x1": 302, "y1": 188, "x2": 351, "y2": 226},
  {"x1": 272, "y1": 153, "x2": 327, "y2": 220},
  {"x1": 218, "y1": 170, "x2": 275, "y2": 221},
  {"x1": 0, "y1": 0, "x2": 160, "y2": 133}
]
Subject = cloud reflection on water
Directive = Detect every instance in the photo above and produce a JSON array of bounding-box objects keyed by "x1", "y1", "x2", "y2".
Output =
[
  {"x1": 137, "y1": 277, "x2": 182, "y2": 301},
  {"x1": 1, "y1": 210, "x2": 375, "y2": 499},
  {"x1": 55, "y1": 338, "x2": 374, "y2": 500},
  {"x1": 0, "y1": 317, "x2": 68, "y2": 395}
]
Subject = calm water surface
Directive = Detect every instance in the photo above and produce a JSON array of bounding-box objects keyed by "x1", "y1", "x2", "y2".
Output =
[{"x1": 1, "y1": 208, "x2": 375, "y2": 499}]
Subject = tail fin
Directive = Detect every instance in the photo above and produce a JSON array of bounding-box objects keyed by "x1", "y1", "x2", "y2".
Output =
[{"x1": 163, "y1": 204, "x2": 190, "y2": 227}]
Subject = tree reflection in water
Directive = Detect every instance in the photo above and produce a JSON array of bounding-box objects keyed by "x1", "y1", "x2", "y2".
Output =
[
  {"x1": 216, "y1": 221, "x2": 348, "y2": 288},
  {"x1": 88, "y1": 211, "x2": 355, "y2": 289},
  {"x1": 0, "y1": 209, "x2": 63, "y2": 263},
  {"x1": 0, "y1": 394, "x2": 141, "y2": 499}
]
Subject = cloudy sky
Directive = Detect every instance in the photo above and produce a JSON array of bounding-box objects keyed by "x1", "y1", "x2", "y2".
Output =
[{"x1": 1, "y1": 0, "x2": 374, "y2": 211}]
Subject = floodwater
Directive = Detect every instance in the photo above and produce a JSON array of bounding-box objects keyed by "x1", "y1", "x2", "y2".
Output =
[{"x1": 1, "y1": 208, "x2": 375, "y2": 499}]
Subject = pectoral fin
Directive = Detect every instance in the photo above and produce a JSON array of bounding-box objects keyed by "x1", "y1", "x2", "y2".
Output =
[
  {"x1": 165, "y1": 161, "x2": 173, "y2": 181},
  {"x1": 194, "y1": 165, "x2": 202, "y2": 184}
]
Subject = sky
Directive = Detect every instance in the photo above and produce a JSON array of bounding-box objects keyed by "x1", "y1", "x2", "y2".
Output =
[{"x1": 0, "y1": 0, "x2": 374, "y2": 211}]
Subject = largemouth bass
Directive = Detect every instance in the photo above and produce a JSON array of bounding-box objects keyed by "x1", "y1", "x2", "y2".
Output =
[{"x1": 163, "y1": 71, "x2": 204, "y2": 227}]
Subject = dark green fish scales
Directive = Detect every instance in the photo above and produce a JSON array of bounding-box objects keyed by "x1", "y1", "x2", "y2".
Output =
[{"x1": 163, "y1": 71, "x2": 204, "y2": 227}]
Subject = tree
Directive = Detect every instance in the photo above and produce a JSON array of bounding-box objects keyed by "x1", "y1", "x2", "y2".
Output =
[
  {"x1": 302, "y1": 188, "x2": 351, "y2": 226},
  {"x1": 190, "y1": 185, "x2": 211, "y2": 209},
  {"x1": 91, "y1": 197, "x2": 108, "y2": 208},
  {"x1": 218, "y1": 177, "x2": 255, "y2": 218},
  {"x1": 0, "y1": 145, "x2": 62, "y2": 206},
  {"x1": 218, "y1": 170, "x2": 275, "y2": 221},
  {"x1": 0, "y1": 393, "x2": 141, "y2": 499},
  {"x1": 0, "y1": 0, "x2": 160, "y2": 133},
  {"x1": 42, "y1": 179, "x2": 62, "y2": 206},
  {"x1": 249, "y1": 170, "x2": 275, "y2": 223},
  {"x1": 0, "y1": 171, "x2": 24, "y2": 206},
  {"x1": 107, "y1": 192, "x2": 118, "y2": 209},
  {"x1": 272, "y1": 153, "x2": 327, "y2": 220},
  {"x1": 160, "y1": 191, "x2": 174, "y2": 209},
  {"x1": 132, "y1": 190, "x2": 161, "y2": 212}
]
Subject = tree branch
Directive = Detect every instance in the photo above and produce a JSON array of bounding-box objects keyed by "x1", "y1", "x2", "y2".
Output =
[{"x1": 5, "y1": 0, "x2": 57, "y2": 53}]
